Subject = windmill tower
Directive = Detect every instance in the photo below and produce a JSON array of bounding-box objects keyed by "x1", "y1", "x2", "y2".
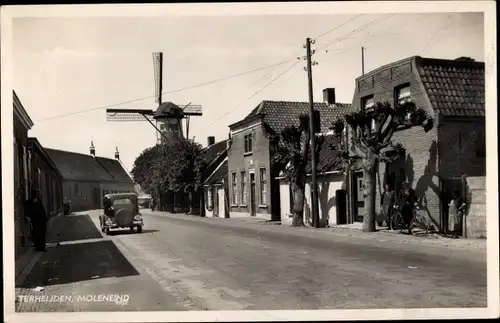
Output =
[{"x1": 106, "y1": 52, "x2": 203, "y2": 144}]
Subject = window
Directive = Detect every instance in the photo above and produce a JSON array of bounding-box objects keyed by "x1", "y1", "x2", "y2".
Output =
[
  {"x1": 395, "y1": 84, "x2": 411, "y2": 106},
  {"x1": 244, "y1": 133, "x2": 253, "y2": 154},
  {"x1": 240, "y1": 171, "x2": 247, "y2": 204},
  {"x1": 260, "y1": 168, "x2": 268, "y2": 205},
  {"x1": 73, "y1": 182, "x2": 81, "y2": 200},
  {"x1": 361, "y1": 95, "x2": 375, "y2": 113},
  {"x1": 231, "y1": 172, "x2": 238, "y2": 204},
  {"x1": 356, "y1": 177, "x2": 364, "y2": 202},
  {"x1": 113, "y1": 198, "x2": 133, "y2": 205}
]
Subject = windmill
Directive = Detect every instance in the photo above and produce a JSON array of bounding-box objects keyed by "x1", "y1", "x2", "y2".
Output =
[{"x1": 106, "y1": 52, "x2": 203, "y2": 144}]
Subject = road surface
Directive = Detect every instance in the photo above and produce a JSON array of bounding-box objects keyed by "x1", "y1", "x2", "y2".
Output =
[{"x1": 16, "y1": 210, "x2": 487, "y2": 311}]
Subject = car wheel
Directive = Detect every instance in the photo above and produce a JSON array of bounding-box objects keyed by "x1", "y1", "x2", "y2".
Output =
[{"x1": 137, "y1": 226, "x2": 143, "y2": 233}]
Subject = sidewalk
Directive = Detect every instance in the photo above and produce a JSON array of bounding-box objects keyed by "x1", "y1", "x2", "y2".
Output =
[
  {"x1": 15, "y1": 212, "x2": 64, "y2": 286},
  {"x1": 149, "y1": 211, "x2": 487, "y2": 251}
]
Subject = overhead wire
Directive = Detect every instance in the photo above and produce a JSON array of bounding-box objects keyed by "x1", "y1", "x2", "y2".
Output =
[
  {"x1": 420, "y1": 14, "x2": 455, "y2": 56},
  {"x1": 206, "y1": 60, "x2": 301, "y2": 127},
  {"x1": 35, "y1": 60, "x2": 295, "y2": 122}
]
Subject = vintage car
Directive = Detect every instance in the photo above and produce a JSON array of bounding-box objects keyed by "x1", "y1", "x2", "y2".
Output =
[{"x1": 99, "y1": 193, "x2": 143, "y2": 235}]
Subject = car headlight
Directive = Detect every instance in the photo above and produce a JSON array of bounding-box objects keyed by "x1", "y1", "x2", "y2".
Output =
[{"x1": 134, "y1": 215, "x2": 142, "y2": 221}]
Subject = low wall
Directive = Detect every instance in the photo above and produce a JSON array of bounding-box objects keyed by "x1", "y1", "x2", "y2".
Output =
[{"x1": 465, "y1": 176, "x2": 486, "y2": 239}]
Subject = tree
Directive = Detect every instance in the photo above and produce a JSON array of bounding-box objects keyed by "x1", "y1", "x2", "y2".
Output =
[
  {"x1": 166, "y1": 139, "x2": 205, "y2": 213},
  {"x1": 330, "y1": 101, "x2": 434, "y2": 232},
  {"x1": 131, "y1": 139, "x2": 205, "y2": 213},
  {"x1": 131, "y1": 144, "x2": 164, "y2": 194},
  {"x1": 265, "y1": 114, "x2": 324, "y2": 227}
]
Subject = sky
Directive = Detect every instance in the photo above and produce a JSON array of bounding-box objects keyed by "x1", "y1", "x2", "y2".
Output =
[{"x1": 12, "y1": 11, "x2": 484, "y2": 172}]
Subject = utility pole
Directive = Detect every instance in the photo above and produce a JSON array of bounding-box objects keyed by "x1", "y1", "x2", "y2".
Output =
[
  {"x1": 361, "y1": 46, "x2": 365, "y2": 75},
  {"x1": 305, "y1": 37, "x2": 320, "y2": 229}
]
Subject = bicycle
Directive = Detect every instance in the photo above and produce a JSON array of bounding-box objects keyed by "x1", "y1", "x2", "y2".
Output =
[{"x1": 389, "y1": 203, "x2": 420, "y2": 234}]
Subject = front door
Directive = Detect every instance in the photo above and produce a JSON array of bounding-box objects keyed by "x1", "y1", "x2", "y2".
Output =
[
  {"x1": 214, "y1": 188, "x2": 219, "y2": 217},
  {"x1": 354, "y1": 172, "x2": 364, "y2": 222},
  {"x1": 92, "y1": 187, "x2": 100, "y2": 209},
  {"x1": 250, "y1": 173, "x2": 256, "y2": 216}
]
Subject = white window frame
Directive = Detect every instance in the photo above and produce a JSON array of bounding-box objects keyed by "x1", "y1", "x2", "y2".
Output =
[
  {"x1": 260, "y1": 168, "x2": 268, "y2": 205},
  {"x1": 231, "y1": 172, "x2": 238, "y2": 204},
  {"x1": 240, "y1": 171, "x2": 247, "y2": 205}
]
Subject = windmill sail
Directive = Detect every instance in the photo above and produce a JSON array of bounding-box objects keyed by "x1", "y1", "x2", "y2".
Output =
[{"x1": 153, "y1": 52, "x2": 163, "y2": 104}]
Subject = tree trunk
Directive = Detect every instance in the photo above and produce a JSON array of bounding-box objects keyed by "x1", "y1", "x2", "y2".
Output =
[
  {"x1": 291, "y1": 175, "x2": 306, "y2": 227},
  {"x1": 362, "y1": 155, "x2": 377, "y2": 232},
  {"x1": 188, "y1": 189, "x2": 193, "y2": 215}
]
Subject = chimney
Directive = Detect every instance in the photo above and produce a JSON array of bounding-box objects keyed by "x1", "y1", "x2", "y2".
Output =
[
  {"x1": 323, "y1": 88, "x2": 336, "y2": 105},
  {"x1": 207, "y1": 136, "x2": 215, "y2": 147},
  {"x1": 114, "y1": 147, "x2": 120, "y2": 159},
  {"x1": 89, "y1": 140, "x2": 95, "y2": 157}
]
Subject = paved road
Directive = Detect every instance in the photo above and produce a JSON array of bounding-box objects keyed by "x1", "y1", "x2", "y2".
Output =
[{"x1": 16, "y1": 210, "x2": 487, "y2": 311}]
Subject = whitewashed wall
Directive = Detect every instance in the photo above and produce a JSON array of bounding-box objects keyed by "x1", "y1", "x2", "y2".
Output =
[{"x1": 279, "y1": 173, "x2": 344, "y2": 226}]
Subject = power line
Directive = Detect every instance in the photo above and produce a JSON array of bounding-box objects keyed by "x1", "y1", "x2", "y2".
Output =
[
  {"x1": 319, "y1": 14, "x2": 395, "y2": 51},
  {"x1": 420, "y1": 15, "x2": 454, "y2": 56},
  {"x1": 313, "y1": 14, "x2": 364, "y2": 41},
  {"x1": 206, "y1": 60, "x2": 301, "y2": 127},
  {"x1": 35, "y1": 60, "x2": 295, "y2": 122}
]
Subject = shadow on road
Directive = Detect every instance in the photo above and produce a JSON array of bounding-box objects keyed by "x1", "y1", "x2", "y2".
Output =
[
  {"x1": 106, "y1": 229, "x2": 160, "y2": 236},
  {"x1": 48, "y1": 213, "x2": 102, "y2": 243},
  {"x1": 18, "y1": 240, "x2": 139, "y2": 288}
]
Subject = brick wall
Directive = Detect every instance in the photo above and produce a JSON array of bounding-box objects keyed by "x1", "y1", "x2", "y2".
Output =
[
  {"x1": 228, "y1": 119, "x2": 272, "y2": 218},
  {"x1": 438, "y1": 117, "x2": 486, "y2": 178},
  {"x1": 14, "y1": 115, "x2": 29, "y2": 259},
  {"x1": 351, "y1": 57, "x2": 443, "y2": 228}
]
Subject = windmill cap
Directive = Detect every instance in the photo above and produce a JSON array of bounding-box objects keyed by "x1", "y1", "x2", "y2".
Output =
[{"x1": 153, "y1": 102, "x2": 185, "y2": 119}]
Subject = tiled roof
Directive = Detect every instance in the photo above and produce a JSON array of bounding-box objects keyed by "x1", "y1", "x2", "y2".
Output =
[
  {"x1": 305, "y1": 134, "x2": 344, "y2": 174},
  {"x1": 204, "y1": 140, "x2": 228, "y2": 164},
  {"x1": 205, "y1": 159, "x2": 228, "y2": 185},
  {"x1": 416, "y1": 57, "x2": 485, "y2": 117},
  {"x1": 242, "y1": 100, "x2": 353, "y2": 134},
  {"x1": 95, "y1": 157, "x2": 134, "y2": 184},
  {"x1": 45, "y1": 148, "x2": 131, "y2": 183}
]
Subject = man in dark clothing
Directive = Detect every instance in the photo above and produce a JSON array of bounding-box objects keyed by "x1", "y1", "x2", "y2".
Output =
[{"x1": 25, "y1": 189, "x2": 48, "y2": 251}]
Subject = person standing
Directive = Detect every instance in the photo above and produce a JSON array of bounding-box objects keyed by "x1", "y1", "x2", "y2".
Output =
[
  {"x1": 25, "y1": 189, "x2": 48, "y2": 252},
  {"x1": 448, "y1": 189, "x2": 466, "y2": 238},
  {"x1": 380, "y1": 184, "x2": 395, "y2": 228}
]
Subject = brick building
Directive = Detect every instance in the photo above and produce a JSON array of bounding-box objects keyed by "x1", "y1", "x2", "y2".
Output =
[
  {"x1": 45, "y1": 143, "x2": 135, "y2": 211},
  {"x1": 13, "y1": 90, "x2": 34, "y2": 259},
  {"x1": 27, "y1": 138, "x2": 64, "y2": 218},
  {"x1": 227, "y1": 91, "x2": 352, "y2": 221},
  {"x1": 349, "y1": 56, "x2": 485, "y2": 233}
]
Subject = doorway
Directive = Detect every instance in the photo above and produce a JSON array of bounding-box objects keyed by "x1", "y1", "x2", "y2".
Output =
[
  {"x1": 354, "y1": 172, "x2": 364, "y2": 222},
  {"x1": 214, "y1": 187, "x2": 219, "y2": 217},
  {"x1": 250, "y1": 173, "x2": 256, "y2": 216}
]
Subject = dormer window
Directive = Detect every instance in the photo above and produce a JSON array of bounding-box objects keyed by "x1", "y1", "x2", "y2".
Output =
[{"x1": 395, "y1": 84, "x2": 411, "y2": 106}]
